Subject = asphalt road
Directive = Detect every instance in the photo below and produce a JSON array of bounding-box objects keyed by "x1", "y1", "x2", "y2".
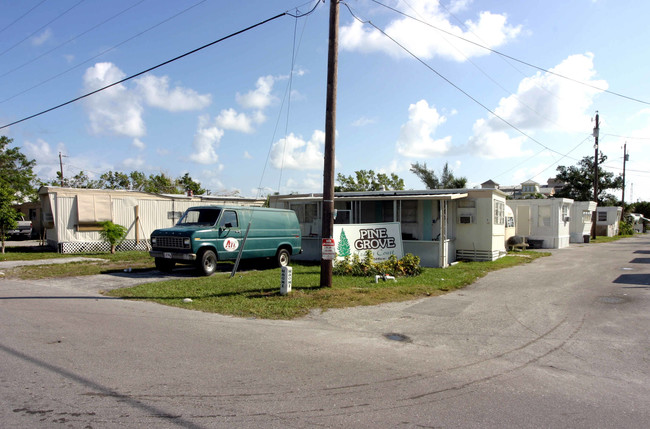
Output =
[{"x1": 1, "y1": 236, "x2": 649, "y2": 428}]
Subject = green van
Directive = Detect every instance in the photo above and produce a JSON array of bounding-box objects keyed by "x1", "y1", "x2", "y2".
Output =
[{"x1": 149, "y1": 206, "x2": 302, "y2": 275}]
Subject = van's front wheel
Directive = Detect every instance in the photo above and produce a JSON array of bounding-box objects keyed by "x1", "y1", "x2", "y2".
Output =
[
  {"x1": 276, "y1": 248, "x2": 291, "y2": 268},
  {"x1": 198, "y1": 250, "x2": 217, "y2": 276}
]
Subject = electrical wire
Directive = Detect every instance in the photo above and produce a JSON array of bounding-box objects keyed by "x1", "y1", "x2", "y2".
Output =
[
  {"x1": 0, "y1": 0, "x2": 209, "y2": 106},
  {"x1": 0, "y1": 0, "x2": 49, "y2": 35},
  {"x1": 0, "y1": 11, "x2": 289, "y2": 131},
  {"x1": 0, "y1": 0, "x2": 148, "y2": 80},
  {"x1": 341, "y1": 4, "x2": 568, "y2": 159},
  {"x1": 0, "y1": 0, "x2": 86, "y2": 58},
  {"x1": 369, "y1": 0, "x2": 650, "y2": 106}
]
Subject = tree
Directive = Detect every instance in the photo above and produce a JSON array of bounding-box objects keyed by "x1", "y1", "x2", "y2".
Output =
[
  {"x1": 0, "y1": 136, "x2": 37, "y2": 202},
  {"x1": 336, "y1": 170, "x2": 405, "y2": 192},
  {"x1": 0, "y1": 187, "x2": 19, "y2": 253},
  {"x1": 555, "y1": 153, "x2": 623, "y2": 204},
  {"x1": 337, "y1": 229, "x2": 351, "y2": 258},
  {"x1": 410, "y1": 162, "x2": 467, "y2": 189},
  {"x1": 99, "y1": 221, "x2": 128, "y2": 254},
  {"x1": 178, "y1": 172, "x2": 207, "y2": 195}
]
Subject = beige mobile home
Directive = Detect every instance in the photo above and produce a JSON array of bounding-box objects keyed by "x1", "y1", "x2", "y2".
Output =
[
  {"x1": 506, "y1": 198, "x2": 573, "y2": 249},
  {"x1": 39, "y1": 187, "x2": 265, "y2": 253},
  {"x1": 269, "y1": 188, "x2": 508, "y2": 268},
  {"x1": 595, "y1": 206, "x2": 623, "y2": 237},
  {"x1": 570, "y1": 201, "x2": 597, "y2": 243}
]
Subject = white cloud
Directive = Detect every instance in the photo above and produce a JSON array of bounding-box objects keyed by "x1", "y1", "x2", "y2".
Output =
[
  {"x1": 189, "y1": 115, "x2": 223, "y2": 164},
  {"x1": 270, "y1": 130, "x2": 325, "y2": 170},
  {"x1": 31, "y1": 28, "x2": 52, "y2": 46},
  {"x1": 352, "y1": 116, "x2": 377, "y2": 127},
  {"x1": 135, "y1": 75, "x2": 211, "y2": 111},
  {"x1": 122, "y1": 156, "x2": 144, "y2": 169},
  {"x1": 466, "y1": 53, "x2": 607, "y2": 158},
  {"x1": 396, "y1": 100, "x2": 452, "y2": 157},
  {"x1": 83, "y1": 63, "x2": 145, "y2": 137},
  {"x1": 236, "y1": 75, "x2": 275, "y2": 109},
  {"x1": 215, "y1": 108, "x2": 257, "y2": 133},
  {"x1": 285, "y1": 173, "x2": 323, "y2": 193},
  {"x1": 244, "y1": 151, "x2": 253, "y2": 159},
  {"x1": 132, "y1": 138, "x2": 145, "y2": 150},
  {"x1": 340, "y1": 0, "x2": 521, "y2": 62}
]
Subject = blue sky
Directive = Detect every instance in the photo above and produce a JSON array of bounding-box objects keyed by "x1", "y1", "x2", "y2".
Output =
[{"x1": 1, "y1": 0, "x2": 649, "y2": 201}]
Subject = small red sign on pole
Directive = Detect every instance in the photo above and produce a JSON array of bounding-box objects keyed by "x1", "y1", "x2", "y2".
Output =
[{"x1": 322, "y1": 238, "x2": 336, "y2": 260}]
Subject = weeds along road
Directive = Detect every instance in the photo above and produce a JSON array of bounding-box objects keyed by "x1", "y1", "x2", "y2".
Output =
[{"x1": 1, "y1": 236, "x2": 649, "y2": 428}]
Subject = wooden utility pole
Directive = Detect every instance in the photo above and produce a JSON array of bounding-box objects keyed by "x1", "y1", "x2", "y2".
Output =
[
  {"x1": 591, "y1": 112, "x2": 599, "y2": 240},
  {"x1": 622, "y1": 142, "x2": 628, "y2": 206},
  {"x1": 59, "y1": 152, "x2": 64, "y2": 186},
  {"x1": 320, "y1": 0, "x2": 339, "y2": 288}
]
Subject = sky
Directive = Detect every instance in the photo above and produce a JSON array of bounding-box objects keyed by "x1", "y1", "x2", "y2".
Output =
[{"x1": 1, "y1": 0, "x2": 649, "y2": 202}]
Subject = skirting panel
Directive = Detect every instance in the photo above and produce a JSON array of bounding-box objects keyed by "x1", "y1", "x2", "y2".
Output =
[
  {"x1": 456, "y1": 249, "x2": 503, "y2": 262},
  {"x1": 57, "y1": 240, "x2": 151, "y2": 254}
]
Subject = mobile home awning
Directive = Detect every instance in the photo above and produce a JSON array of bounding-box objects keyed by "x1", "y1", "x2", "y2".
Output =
[{"x1": 275, "y1": 193, "x2": 468, "y2": 202}]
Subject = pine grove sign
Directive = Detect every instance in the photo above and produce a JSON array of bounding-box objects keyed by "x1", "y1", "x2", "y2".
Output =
[{"x1": 333, "y1": 222, "x2": 404, "y2": 262}]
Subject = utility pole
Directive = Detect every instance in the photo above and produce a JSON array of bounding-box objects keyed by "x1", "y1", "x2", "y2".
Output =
[
  {"x1": 591, "y1": 112, "x2": 599, "y2": 240},
  {"x1": 622, "y1": 142, "x2": 628, "y2": 206},
  {"x1": 320, "y1": 0, "x2": 339, "y2": 288},
  {"x1": 59, "y1": 152, "x2": 65, "y2": 187}
]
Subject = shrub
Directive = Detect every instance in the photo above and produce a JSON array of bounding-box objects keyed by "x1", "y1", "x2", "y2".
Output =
[
  {"x1": 619, "y1": 220, "x2": 634, "y2": 236},
  {"x1": 99, "y1": 221, "x2": 128, "y2": 254},
  {"x1": 333, "y1": 252, "x2": 422, "y2": 277}
]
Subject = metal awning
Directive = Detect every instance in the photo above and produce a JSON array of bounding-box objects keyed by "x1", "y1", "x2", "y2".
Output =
[{"x1": 275, "y1": 193, "x2": 468, "y2": 202}]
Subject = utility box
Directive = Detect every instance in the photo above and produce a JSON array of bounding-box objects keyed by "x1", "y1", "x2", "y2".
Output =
[{"x1": 281, "y1": 266, "x2": 292, "y2": 295}]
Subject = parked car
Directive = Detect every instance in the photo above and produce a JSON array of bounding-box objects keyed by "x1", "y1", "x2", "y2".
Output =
[
  {"x1": 149, "y1": 206, "x2": 302, "y2": 275},
  {"x1": 7, "y1": 216, "x2": 32, "y2": 239}
]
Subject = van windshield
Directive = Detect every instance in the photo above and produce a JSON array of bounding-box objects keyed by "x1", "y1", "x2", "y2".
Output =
[{"x1": 177, "y1": 208, "x2": 221, "y2": 226}]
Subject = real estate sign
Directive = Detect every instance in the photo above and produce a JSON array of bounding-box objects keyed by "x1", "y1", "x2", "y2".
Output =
[{"x1": 333, "y1": 222, "x2": 404, "y2": 262}]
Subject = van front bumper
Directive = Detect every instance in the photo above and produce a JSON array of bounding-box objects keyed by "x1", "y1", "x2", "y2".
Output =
[{"x1": 150, "y1": 250, "x2": 197, "y2": 261}]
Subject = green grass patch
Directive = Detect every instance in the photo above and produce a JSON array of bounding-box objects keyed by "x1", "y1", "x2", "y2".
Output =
[
  {"x1": 3, "y1": 251, "x2": 155, "y2": 280},
  {"x1": 105, "y1": 251, "x2": 550, "y2": 320}
]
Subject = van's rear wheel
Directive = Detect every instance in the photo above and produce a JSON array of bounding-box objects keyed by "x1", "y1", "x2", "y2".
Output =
[
  {"x1": 155, "y1": 258, "x2": 175, "y2": 273},
  {"x1": 276, "y1": 248, "x2": 290, "y2": 268},
  {"x1": 198, "y1": 250, "x2": 217, "y2": 276}
]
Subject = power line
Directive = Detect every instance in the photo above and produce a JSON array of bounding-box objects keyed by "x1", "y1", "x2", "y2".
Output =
[
  {"x1": 0, "y1": 0, "x2": 49, "y2": 35},
  {"x1": 0, "y1": 11, "x2": 290, "y2": 131},
  {"x1": 369, "y1": 0, "x2": 650, "y2": 106},
  {"x1": 342, "y1": 5, "x2": 568, "y2": 159},
  {"x1": 0, "y1": 0, "x2": 148, "y2": 80},
  {"x1": 0, "y1": 0, "x2": 86, "y2": 58},
  {"x1": 0, "y1": 0, "x2": 210, "y2": 106}
]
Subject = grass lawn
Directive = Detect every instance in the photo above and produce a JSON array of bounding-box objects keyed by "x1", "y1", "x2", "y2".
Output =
[{"x1": 103, "y1": 251, "x2": 550, "y2": 320}]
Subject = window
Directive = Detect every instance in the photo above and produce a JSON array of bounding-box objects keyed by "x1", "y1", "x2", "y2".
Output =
[
  {"x1": 598, "y1": 211, "x2": 608, "y2": 222},
  {"x1": 290, "y1": 203, "x2": 318, "y2": 224},
  {"x1": 400, "y1": 200, "x2": 417, "y2": 223},
  {"x1": 538, "y1": 206, "x2": 551, "y2": 227},
  {"x1": 179, "y1": 208, "x2": 221, "y2": 226},
  {"x1": 582, "y1": 210, "x2": 592, "y2": 222},
  {"x1": 494, "y1": 201, "x2": 505, "y2": 225},
  {"x1": 561, "y1": 204, "x2": 569, "y2": 219},
  {"x1": 219, "y1": 210, "x2": 238, "y2": 228}
]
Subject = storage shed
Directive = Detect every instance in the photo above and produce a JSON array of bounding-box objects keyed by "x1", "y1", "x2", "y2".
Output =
[
  {"x1": 269, "y1": 188, "x2": 508, "y2": 268},
  {"x1": 38, "y1": 186, "x2": 265, "y2": 253},
  {"x1": 506, "y1": 198, "x2": 574, "y2": 249}
]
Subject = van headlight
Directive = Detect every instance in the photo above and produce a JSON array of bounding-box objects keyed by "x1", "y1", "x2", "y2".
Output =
[
  {"x1": 183, "y1": 238, "x2": 191, "y2": 248},
  {"x1": 151, "y1": 237, "x2": 157, "y2": 246}
]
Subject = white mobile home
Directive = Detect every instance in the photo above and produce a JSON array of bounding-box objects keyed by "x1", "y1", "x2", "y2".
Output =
[
  {"x1": 595, "y1": 206, "x2": 623, "y2": 237},
  {"x1": 569, "y1": 201, "x2": 597, "y2": 243},
  {"x1": 506, "y1": 198, "x2": 574, "y2": 249},
  {"x1": 269, "y1": 188, "x2": 508, "y2": 268},
  {"x1": 39, "y1": 187, "x2": 265, "y2": 253}
]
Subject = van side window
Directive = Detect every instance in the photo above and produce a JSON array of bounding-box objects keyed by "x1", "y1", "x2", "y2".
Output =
[{"x1": 220, "y1": 211, "x2": 238, "y2": 228}]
